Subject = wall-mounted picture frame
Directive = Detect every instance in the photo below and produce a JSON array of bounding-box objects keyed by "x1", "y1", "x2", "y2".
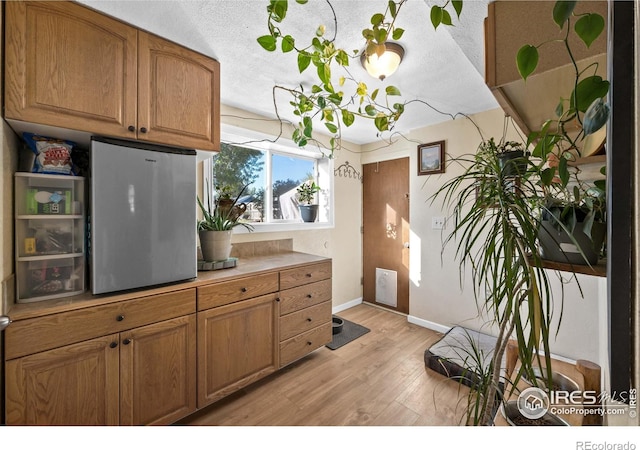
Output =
[{"x1": 417, "y1": 140, "x2": 445, "y2": 175}]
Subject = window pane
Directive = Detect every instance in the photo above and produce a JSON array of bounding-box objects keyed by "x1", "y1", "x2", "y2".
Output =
[
  {"x1": 272, "y1": 153, "x2": 315, "y2": 221},
  {"x1": 212, "y1": 143, "x2": 265, "y2": 223}
]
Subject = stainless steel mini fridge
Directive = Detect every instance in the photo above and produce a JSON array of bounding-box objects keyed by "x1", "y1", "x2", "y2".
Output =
[{"x1": 90, "y1": 137, "x2": 197, "y2": 294}]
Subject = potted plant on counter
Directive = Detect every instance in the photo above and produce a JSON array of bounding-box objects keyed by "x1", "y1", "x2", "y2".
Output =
[
  {"x1": 296, "y1": 180, "x2": 321, "y2": 223},
  {"x1": 197, "y1": 184, "x2": 253, "y2": 262}
]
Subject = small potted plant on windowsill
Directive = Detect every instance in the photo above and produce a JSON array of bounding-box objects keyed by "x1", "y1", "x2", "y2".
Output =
[
  {"x1": 197, "y1": 184, "x2": 253, "y2": 262},
  {"x1": 296, "y1": 180, "x2": 321, "y2": 223}
]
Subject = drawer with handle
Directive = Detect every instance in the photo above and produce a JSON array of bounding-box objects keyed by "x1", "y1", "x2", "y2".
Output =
[
  {"x1": 278, "y1": 278, "x2": 331, "y2": 315},
  {"x1": 5, "y1": 288, "x2": 196, "y2": 360},
  {"x1": 279, "y1": 261, "x2": 331, "y2": 290},
  {"x1": 280, "y1": 322, "x2": 332, "y2": 367},
  {"x1": 280, "y1": 301, "x2": 332, "y2": 341},
  {"x1": 197, "y1": 272, "x2": 279, "y2": 311}
]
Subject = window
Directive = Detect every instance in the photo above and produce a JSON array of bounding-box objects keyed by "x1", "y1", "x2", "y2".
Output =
[{"x1": 201, "y1": 127, "x2": 333, "y2": 232}]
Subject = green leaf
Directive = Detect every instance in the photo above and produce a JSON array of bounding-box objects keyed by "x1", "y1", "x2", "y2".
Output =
[
  {"x1": 317, "y1": 63, "x2": 331, "y2": 85},
  {"x1": 540, "y1": 167, "x2": 556, "y2": 186},
  {"x1": 374, "y1": 116, "x2": 389, "y2": 131},
  {"x1": 385, "y1": 86, "x2": 401, "y2": 96},
  {"x1": 298, "y1": 52, "x2": 311, "y2": 72},
  {"x1": 516, "y1": 45, "x2": 539, "y2": 81},
  {"x1": 571, "y1": 76, "x2": 610, "y2": 113},
  {"x1": 594, "y1": 179, "x2": 606, "y2": 191},
  {"x1": 364, "y1": 105, "x2": 377, "y2": 116},
  {"x1": 362, "y1": 29, "x2": 375, "y2": 40},
  {"x1": 375, "y1": 28, "x2": 388, "y2": 45},
  {"x1": 583, "y1": 98, "x2": 610, "y2": 136},
  {"x1": 575, "y1": 13, "x2": 605, "y2": 48},
  {"x1": 272, "y1": 0, "x2": 288, "y2": 22},
  {"x1": 452, "y1": 0, "x2": 463, "y2": 18},
  {"x1": 388, "y1": 1, "x2": 397, "y2": 18},
  {"x1": 311, "y1": 84, "x2": 322, "y2": 93},
  {"x1": 392, "y1": 28, "x2": 405, "y2": 40},
  {"x1": 371, "y1": 88, "x2": 379, "y2": 101},
  {"x1": 317, "y1": 96, "x2": 326, "y2": 108},
  {"x1": 257, "y1": 35, "x2": 277, "y2": 51},
  {"x1": 342, "y1": 109, "x2": 355, "y2": 127},
  {"x1": 281, "y1": 35, "x2": 295, "y2": 53},
  {"x1": 325, "y1": 122, "x2": 338, "y2": 134},
  {"x1": 558, "y1": 156, "x2": 570, "y2": 187},
  {"x1": 552, "y1": 1, "x2": 576, "y2": 28},
  {"x1": 371, "y1": 13, "x2": 384, "y2": 26},
  {"x1": 441, "y1": 9, "x2": 453, "y2": 26},
  {"x1": 430, "y1": 6, "x2": 443, "y2": 29},
  {"x1": 336, "y1": 49, "x2": 349, "y2": 66},
  {"x1": 295, "y1": 0, "x2": 308, "y2": 4},
  {"x1": 555, "y1": 99, "x2": 564, "y2": 118}
]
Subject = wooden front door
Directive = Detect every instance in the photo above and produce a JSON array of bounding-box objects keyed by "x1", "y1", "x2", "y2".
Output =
[{"x1": 362, "y1": 158, "x2": 410, "y2": 314}]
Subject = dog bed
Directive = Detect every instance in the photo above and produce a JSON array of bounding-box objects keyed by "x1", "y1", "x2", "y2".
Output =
[{"x1": 424, "y1": 326, "x2": 505, "y2": 389}]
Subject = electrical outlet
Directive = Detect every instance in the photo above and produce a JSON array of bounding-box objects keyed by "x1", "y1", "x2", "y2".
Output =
[{"x1": 432, "y1": 216, "x2": 446, "y2": 230}]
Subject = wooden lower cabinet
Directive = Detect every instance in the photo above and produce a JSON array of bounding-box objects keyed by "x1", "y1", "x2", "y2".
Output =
[
  {"x1": 5, "y1": 334, "x2": 120, "y2": 425},
  {"x1": 5, "y1": 314, "x2": 196, "y2": 425},
  {"x1": 197, "y1": 293, "x2": 278, "y2": 408},
  {"x1": 120, "y1": 314, "x2": 197, "y2": 425}
]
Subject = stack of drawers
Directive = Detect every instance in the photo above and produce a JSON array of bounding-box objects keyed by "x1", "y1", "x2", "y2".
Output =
[{"x1": 278, "y1": 261, "x2": 332, "y2": 366}]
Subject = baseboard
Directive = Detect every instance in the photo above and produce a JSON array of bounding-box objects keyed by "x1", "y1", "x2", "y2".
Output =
[
  {"x1": 332, "y1": 297, "x2": 362, "y2": 314},
  {"x1": 407, "y1": 315, "x2": 450, "y2": 334}
]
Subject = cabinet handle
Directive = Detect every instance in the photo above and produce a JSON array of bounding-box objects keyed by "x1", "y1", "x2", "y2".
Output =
[
  {"x1": 307, "y1": 341, "x2": 313, "y2": 346},
  {"x1": 116, "y1": 315, "x2": 125, "y2": 322},
  {"x1": 140, "y1": 127, "x2": 148, "y2": 133},
  {"x1": 275, "y1": 297, "x2": 280, "y2": 302},
  {"x1": 109, "y1": 342, "x2": 118, "y2": 349},
  {"x1": 123, "y1": 338, "x2": 132, "y2": 345},
  {"x1": 127, "y1": 125, "x2": 135, "y2": 132},
  {"x1": 306, "y1": 317, "x2": 312, "y2": 322},
  {"x1": 306, "y1": 294, "x2": 312, "y2": 299},
  {"x1": 241, "y1": 287, "x2": 248, "y2": 293},
  {"x1": 306, "y1": 273, "x2": 312, "y2": 278}
]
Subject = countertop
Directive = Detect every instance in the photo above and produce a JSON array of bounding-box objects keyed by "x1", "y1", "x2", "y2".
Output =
[{"x1": 8, "y1": 251, "x2": 331, "y2": 321}]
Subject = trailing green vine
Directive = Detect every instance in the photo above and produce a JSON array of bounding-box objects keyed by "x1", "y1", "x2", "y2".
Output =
[{"x1": 257, "y1": 0, "x2": 463, "y2": 154}]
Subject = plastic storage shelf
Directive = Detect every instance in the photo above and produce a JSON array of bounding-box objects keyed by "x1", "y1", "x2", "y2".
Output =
[{"x1": 14, "y1": 172, "x2": 86, "y2": 303}]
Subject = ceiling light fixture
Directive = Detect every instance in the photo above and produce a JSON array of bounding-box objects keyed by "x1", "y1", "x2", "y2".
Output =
[{"x1": 360, "y1": 42, "x2": 405, "y2": 81}]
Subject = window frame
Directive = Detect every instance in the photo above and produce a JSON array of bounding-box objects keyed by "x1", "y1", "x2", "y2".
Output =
[{"x1": 201, "y1": 124, "x2": 335, "y2": 233}]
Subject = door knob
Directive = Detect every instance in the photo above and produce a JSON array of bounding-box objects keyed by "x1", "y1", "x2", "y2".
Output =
[
  {"x1": 403, "y1": 242, "x2": 410, "y2": 249},
  {"x1": 0, "y1": 315, "x2": 11, "y2": 331}
]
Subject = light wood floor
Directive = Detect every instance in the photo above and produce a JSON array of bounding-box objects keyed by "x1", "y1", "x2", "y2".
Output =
[{"x1": 179, "y1": 303, "x2": 470, "y2": 426}]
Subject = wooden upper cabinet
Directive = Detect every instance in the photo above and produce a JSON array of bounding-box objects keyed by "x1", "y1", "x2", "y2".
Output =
[
  {"x1": 138, "y1": 32, "x2": 220, "y2": 151},
  {"x1": 4, "y1": 1, "x2": 137, "y2": 138},
  {"x1": 4, "y1": 1, "x2": 220, "y2": 151}
]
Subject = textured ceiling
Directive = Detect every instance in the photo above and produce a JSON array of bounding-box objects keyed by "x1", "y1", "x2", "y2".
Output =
[{"x1": 80, "y1": 0, "x2": 498, "y2": 145}]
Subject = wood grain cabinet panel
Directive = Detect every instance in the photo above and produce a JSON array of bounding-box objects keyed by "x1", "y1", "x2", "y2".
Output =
[
  {"x1": 4, "y1": 1, "x2": 220, "y2": 151},
  {"x1": 119, "y1": 314, "x2": 197, "y2": 425},
  {"x1": 280, "y1": 301, "x2": 332, "y2": 341},
  {"x1": 280, "y1": 261, "x2": 332, "y2": 290},
  {"x1": 6, "y1": 288, "x2": 195, "y2": 360},
  {"x1": 279, "y1": 278, "x2": 332, "y2": 315},
  {"x1": 5, "y1": 334, "x2": 120, "y2": 425},
  {"x1": 138, "y1": 31, "x2": 220, "y2": 151},
  {"x1": 197, "y1": 272, "x2": 279, "y2": 311},
  {"x1": 280, "y1": 323, "x2": 332, "y2": 367},
  {"x1": 4, "y1": 1, "x2": 137, "y2": 137},
  {"x1": 197, "y1": 293, "x2": 279, "y2": 408}
]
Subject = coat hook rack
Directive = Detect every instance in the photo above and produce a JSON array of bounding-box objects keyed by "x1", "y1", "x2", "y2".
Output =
[{"x1": 334, "y1": 161, "x2": 362, "y2": 181}]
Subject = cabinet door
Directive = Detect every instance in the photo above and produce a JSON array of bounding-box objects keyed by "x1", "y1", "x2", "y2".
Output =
[
  {"x1": 119, "y1": 314, "x2": 197, "y2": 425},
  {"x1": 5, "y1": 334, "x2": 120, "y2": 425},
  {"x1": 197, "y1": 294, "x2": 278, "y2": 408},
  {"x1": 138, "y1": 31, "x2": 220, "y2": 151},
  {"x1": 4, "y1": 1, "x2": 137, "y2": 137}
]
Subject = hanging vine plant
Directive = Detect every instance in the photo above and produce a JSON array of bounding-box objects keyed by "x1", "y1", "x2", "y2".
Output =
[{"x1": 256, "y1": 0, "x2": 463, "y2": 154}]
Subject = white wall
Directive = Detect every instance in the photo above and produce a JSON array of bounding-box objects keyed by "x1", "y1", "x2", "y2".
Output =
[
  {"x1": 220, "y1": 105, "x2": 363, "y2": 309},
  {"x1": 361, "y1": 107, "x2": 607, "y2": 370}
]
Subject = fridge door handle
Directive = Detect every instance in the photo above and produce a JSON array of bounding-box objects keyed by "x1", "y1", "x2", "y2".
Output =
[{"x1": 0, "y1": 315, "x2": 11, "y2": 331}]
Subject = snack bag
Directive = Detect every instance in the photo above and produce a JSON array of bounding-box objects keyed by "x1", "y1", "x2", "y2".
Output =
[{"x1": 23, "y1": 132, "x2": 75, "y2": 175}]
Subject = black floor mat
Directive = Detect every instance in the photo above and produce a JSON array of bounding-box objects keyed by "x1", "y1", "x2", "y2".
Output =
[{"x1": 325, "y1": 317, "x2": 370, "y2": 350}]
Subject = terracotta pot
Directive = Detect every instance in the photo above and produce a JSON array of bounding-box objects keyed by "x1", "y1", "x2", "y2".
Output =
[{"x1": 199, "y1": 230, "x2": 232, "y2": 262}]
